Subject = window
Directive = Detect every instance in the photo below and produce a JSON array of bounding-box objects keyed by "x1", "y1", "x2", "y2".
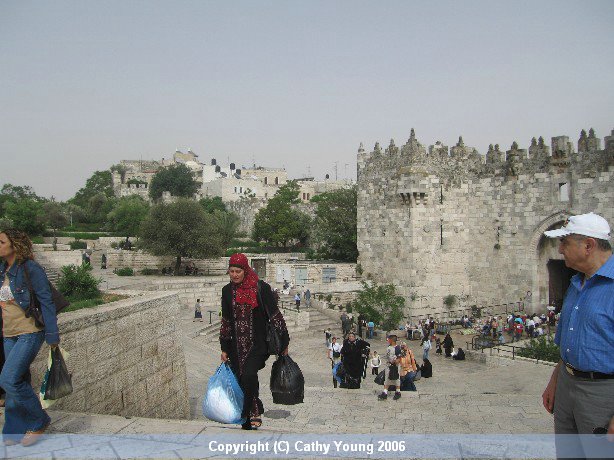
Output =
[
  {"x1": 559, "y1": 183, "x2": 569, "y2": 202},
  {"x1": 234, "y1": 187, "x2": 237, "y2": 193},
  {"x1": 322, "y1": 267, "x2": 337, "y2": 283},
  {"x1": 302, "y1": 193, "x2": 306, "y2": 200},
  {"x1": 275, "y1": 177, "x2": 279, "y2": 185},
  {"x1": 264, "y1": 177, "x2": 268, "y2": 185},
  {"x1": 240, "y1": 187, "x2": 243, "y2": 193},
  {"x1": 307, "y1": 193, "x2": 310, "y2": 200}
]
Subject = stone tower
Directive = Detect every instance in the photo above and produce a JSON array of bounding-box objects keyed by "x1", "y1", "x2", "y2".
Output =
[{"x1": 357, "y1": 128, "x2": 614, "y2": 319}]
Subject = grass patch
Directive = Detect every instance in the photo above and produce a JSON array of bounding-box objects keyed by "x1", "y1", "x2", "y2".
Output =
[{"x1": 62, "y1": 293, "x2": 128, "y2": 313}]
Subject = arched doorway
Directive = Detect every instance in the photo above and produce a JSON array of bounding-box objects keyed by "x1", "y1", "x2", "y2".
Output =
[{"x1": 530, "y1": 212, "x2": 572, "y2": 312}]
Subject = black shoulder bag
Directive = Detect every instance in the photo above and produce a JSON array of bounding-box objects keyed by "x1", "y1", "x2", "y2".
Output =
[
  {"x1": 256, "y1": 281, "x2": 282, "y2": 356},
  {"x1": 22, "y1": 263, "x2": 70, "y2": 327}
]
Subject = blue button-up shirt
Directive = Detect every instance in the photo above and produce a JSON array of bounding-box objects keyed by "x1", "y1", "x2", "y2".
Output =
[{"x1": 555, "y1": 254, "x2": 614, "y2": 374}]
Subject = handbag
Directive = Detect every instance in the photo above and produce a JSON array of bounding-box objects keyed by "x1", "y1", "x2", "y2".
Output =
[
  {"x1": 388, "y1": 364, "x2": 399, "y2": 381},
  {"x1": 22, "y1": 263, "x2": 70, "y2": 328},
  {"x1": 256, "y1": 281, "x2": 282, "y2": 356},
  {"x1": 374, "y1": 369, "x2": 385, "y2": 385}
]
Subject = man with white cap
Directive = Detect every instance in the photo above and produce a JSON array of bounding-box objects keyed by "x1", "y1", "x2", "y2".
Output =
[{"x1": 541, "y1": 213, "x2": 614, "y2": 450}]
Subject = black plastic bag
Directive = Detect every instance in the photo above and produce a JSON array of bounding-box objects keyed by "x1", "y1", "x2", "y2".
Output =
[
  {"x1": 270, "y1": 355, "x2": 304, "y2": 405},
  {"x1": 44, "y1": 347, "x2": 73, "y2": 400},
  {"x1": 374, "y1": 370, "x2": 385, "y2": 385}
]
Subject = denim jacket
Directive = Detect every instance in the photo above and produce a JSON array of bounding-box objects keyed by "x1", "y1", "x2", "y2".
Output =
[{"x1": 0, "y1": 259, "x2": 60, "y2": 345}]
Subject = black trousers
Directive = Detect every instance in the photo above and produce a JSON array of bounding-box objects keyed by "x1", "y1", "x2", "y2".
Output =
[{"x1": 238, "y1": 353, "x2": 268, "y2": 418}]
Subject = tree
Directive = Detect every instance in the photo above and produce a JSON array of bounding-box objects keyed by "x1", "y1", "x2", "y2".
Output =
[
  {"x1": 0, "y1": 184, "x2": 42, "y2": 216},
  {"x1": 87, "y1": 192, "x2": 117, "y2": 225},
  {"x1": 106, "y1": 196, "x2": 150, "y2": 237},
  {"x1": 351, "y1": 281, "x2": 405, "y2": 332},
  {"x1": 42, "y1": 201, "x2": 69, "y2": 237},
  {"x1": 149, "y1": 163, "x2": 198, "y2": 201},
  {"x1": 311, "y1": 187, "x2": 357, "y2": 261},
  {"x1": 199, "y1": 196, "x2": 227, "y2": 214},
  {"x1": 70, "y1": 171, "x2": 114, "y2": 209},
  {"x1": 4, "y1": 199, "x2": 45, "y2": 235},
  {"x1": 211, "y1": 209, "x2": 240, "y2": 249},
  {"x1": 252, "y1": 181, "x2": 311, "y2": 248},
  {"x1": 139, "y1": 199, "x2": 224, "y2": 274}
]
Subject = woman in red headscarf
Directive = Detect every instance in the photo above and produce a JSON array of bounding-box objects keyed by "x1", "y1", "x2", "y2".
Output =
[{"x1": 219, "y1": 253, "x2": 290, "y2": 430}]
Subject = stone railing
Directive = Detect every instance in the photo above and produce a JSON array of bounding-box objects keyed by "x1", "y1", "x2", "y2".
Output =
[{"x1": 30, "y1": 291, "x2": 190, "y2": 419}]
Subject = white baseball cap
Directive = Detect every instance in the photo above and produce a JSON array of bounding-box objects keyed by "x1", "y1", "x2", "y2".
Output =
[{"x1": 544, "y1": 213, "x2": 611, "y2": 240}]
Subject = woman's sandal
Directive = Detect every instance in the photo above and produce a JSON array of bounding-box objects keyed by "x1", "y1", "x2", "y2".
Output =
[{"x1": 250, "y1": 418, "x2": 262, "y2": 429}]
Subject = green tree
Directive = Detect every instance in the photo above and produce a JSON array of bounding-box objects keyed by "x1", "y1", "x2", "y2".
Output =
[
  {"x1": 140, "y1": 199, "x2": 224, "y2": 274},
  {"x1": 149, "y1": 163, "x2": 198, "y2": 201},
  {"x1": 0, "y1": 183, "x2": 41, "y2": 213},
  {"x1": 70, "y1": 170, "x2": 114, "y2": 209},
  {"x1": 211, "y1": 209, "x2": 240, "y2": 249},
  {"x1": 252, "y1": 181, "x2": 310, "y2": 248},
  {"x1": 351, "y1": 281, "x2": 405, "y2": 331},
  {"x1": 199, "y1": 196, "x2": 227, "y2": 214},
  {"x1": 106, "y1": 196, "x2": 150, "y2": 237},
  {"x1": 311, "y1": 187, "x2": 357, "y2": 261},
  {"x1": 42, "y1": 201, "x2": 69, "y2": 237},
  {"x1": 4, "y1": 198, "x2": 45, "y2": 235},
  {"x1": 87, "y1": 192, "x2": 117, "y2": 225}
]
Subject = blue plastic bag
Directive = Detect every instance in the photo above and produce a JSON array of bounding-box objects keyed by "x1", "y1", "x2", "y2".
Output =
[
  {"x1": 202, "y1": 363, "x2": 245, "y2": 424},
  {"x1": 332, "y1": 362, "x2": 343, "y2": 384}
]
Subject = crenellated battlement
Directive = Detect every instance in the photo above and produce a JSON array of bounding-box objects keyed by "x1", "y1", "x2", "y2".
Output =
[{"x1": 358, "y1": 128, "x2": 614, "y2": 185}]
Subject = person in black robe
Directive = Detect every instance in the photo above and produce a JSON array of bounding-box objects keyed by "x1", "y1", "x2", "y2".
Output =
[
  {"x1": 340, "y1": 333, "x2": 370, "y2": 389},
  {"x1": 453, "y1": 348, "x2": 466, "y2": 360},
  {"x1": 443, "y1": 333, "x2": 454, "y2": 357},
  {"x1": 420, "y1": 359, "x2": 433, "y2": 378}
]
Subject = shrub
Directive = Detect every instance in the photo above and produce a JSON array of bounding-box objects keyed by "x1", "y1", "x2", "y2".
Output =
[
  {"x1": 494, "y1": 243, "x2": 501, "y2": 250},
  {"x1": 31, "y1": 236, "x2": 44, "y2": 244},
  {"x1": 139, "y1": 268, "x2": 158, "y2": 275},
  {"x1": 443, "y1": 295, "x2": 457, "y2": 308},
  {"x1": 325, "y1": 294, "x2": 333, "y2": 302},
  {"x1": 355, "y1": 263, "x2": 363, "y2": 276},
  {"x1": 114, "y1": 267, "x2": 134, "y2": 276},
  {"x1": 57, "y1": 264, "x2": 101, "y2": 301},
  {"x1": 69, "y1": 240, "x2": 87, "y2": 250},
  {"x1": 517, "y1": 336, "x2": 560, "y2": 363}
]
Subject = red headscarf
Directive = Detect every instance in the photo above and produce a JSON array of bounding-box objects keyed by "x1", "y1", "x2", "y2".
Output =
[{"x1": 228, "y1": 253, "x2": 259, "y2": 308}]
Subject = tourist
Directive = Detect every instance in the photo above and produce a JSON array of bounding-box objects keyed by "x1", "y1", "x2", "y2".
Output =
[
  {"x1": 435, "y1": 337, "x2": 443, "y2": 355},
  {"x1": 420, "y1": 358, "x2": 433, "y2": 378},
  {"x1": 399, "y1": 343, "x2": 417, "y2": 391},
  {"x1": 304, "y1": 288, "x2": 311, "y2": 308},
  {"x1": 513, "y1": 319, "x2": 523, "y2": 342},
  {"x1": 193, "y1": 299, "x2": 203, "y2": 322},
  {"x1": 370, "y1": 350, "x2": 381, "y2": 376},
  {"x1": 378, "y1": 335, "x2": 402, "y2": 400},
  {"x1": 219, "y1": 253, "x2": 290, "y2": 430},
  {"x1": 0, "y1": 229, "x2": 61, "y2": 446},
  {"x1": 421, "y1": 336, "x2": 431, "y2": 361},
  {"x1": 443, "y1": 333, "x2": 454, "y2": 357},
  {"x1": 540, "y1": 213, "x2": 614, "y2": 455},
  {"x1": 100, "y1": 253, "x2": 107, "y2": 269},
  {"x1": 328, "y1": 336, "x2": 342, "y2": 388},
  {"x1": 498, "y1": 332, "x2": 506, "y2": 344},
  {"x1": 324, "y1": 328, "x2": 332, "y2": 347},
  {"x1": 526, "y1": 317, "x2": 535, "y2": 338},
  {"x1": 367, "y1": 320, "x2": 374, "y2": 339}
]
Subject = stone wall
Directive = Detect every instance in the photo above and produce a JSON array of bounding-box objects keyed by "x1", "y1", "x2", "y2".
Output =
[
  {"x1": 30, "y1": 292, "x2": 190, "y2": 419},
  {"x1": 357, "y1": 128, "x2": 614, "y2": 318},
  {"x1": 106, "y1": 250, "x2": 228, "y2": 274}
]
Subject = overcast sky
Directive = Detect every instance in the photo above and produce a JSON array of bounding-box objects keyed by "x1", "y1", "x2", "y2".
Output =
[{"x1": 1, "y1": 1, "x2": 613, "y2": 200}]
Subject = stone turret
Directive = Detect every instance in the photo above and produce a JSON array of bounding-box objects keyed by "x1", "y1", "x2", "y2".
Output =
[
  {"x1": 552, "y1": 136, "x2": 574, "y2": 157},
  {"x1": 403, "y1": 128, "x2": 427, "y2": 157},
  {"x1": 586, "y1": 128, "x2": 601, "y2": 152}
]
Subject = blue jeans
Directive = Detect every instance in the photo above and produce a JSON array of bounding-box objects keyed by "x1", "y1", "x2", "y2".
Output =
[
  {"x1": 423, "y1": 349, "x2": 429, "y2": 361},
  {"x1": 0, "y1": 332, "x2": 50, "y2": 437}
]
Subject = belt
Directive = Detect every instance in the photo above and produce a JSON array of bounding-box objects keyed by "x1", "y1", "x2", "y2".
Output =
[{"x1": 565, "y1": 363, "x2": 614, "y2": 380}]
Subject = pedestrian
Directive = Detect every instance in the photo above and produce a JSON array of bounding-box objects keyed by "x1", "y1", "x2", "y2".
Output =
[
  {"x1": 420, "y1": 358, "x2": 433, "y2": 378},
  {"x1": 294, "y1": 293, "x2": 301, "y2": 311},
  {"x1": 367, "y1": 320, "x2": 374, "y2": 339},
  {"x1": 421, "y1": 336, "x2": 432, "y2": 361},
  {"x1": 304, "y1": 288, "x2": 311, "y2": 308},
  {"x1": 324, "y1": 328, "x2": 332, "y2": 347},
  {"x1": 193, "y1": 298, "x2": 203, "y2": 322},
  {"x1": 219, "y1": 253, "x2": 290, "y2": 430},
  {"x1": 0, "y1": 229, "x2": 61, "y2": 446},
  {"x1": 101, "y1": 253, "x2": 107, "y2": 270},
  {"x1": 399, "y1": 343, "x2": 417, "y2": 391},
  {"x1": 339, "y1": 332, "x2": 369, "y2": 389},
  {"x1": 540, "y1": 213, "x2": 614, "y2": 456},
  {"x1": 443, "y1": 333, "x2": 454, "y2": 358},
  {"x1": 378, "y1": 335, "x2": 402, "y2": 400},
  {"x1": 370, "y1": 350, "x2": 381, "y2": 375},
  {"x1": 328, "y1": 337, "x2": 342, "y2": 388}
]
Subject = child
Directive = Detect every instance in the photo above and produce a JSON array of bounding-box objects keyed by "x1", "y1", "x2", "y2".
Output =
[
  {"x1": 370, "y1": 351, "x2": 381, "y2": 375},
  {"x1": 378, "y1": 335, "x2": 402, "y2": 401}
]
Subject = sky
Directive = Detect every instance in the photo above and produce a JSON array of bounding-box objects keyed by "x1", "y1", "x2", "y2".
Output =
[{"x1": 1, "y1": 0, "x2": 613, "y2": 200}]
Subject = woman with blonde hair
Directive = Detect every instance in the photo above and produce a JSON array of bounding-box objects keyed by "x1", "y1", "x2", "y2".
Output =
[{"x1": 0, "y1": 229, "x2": 60, "y2": 446}]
